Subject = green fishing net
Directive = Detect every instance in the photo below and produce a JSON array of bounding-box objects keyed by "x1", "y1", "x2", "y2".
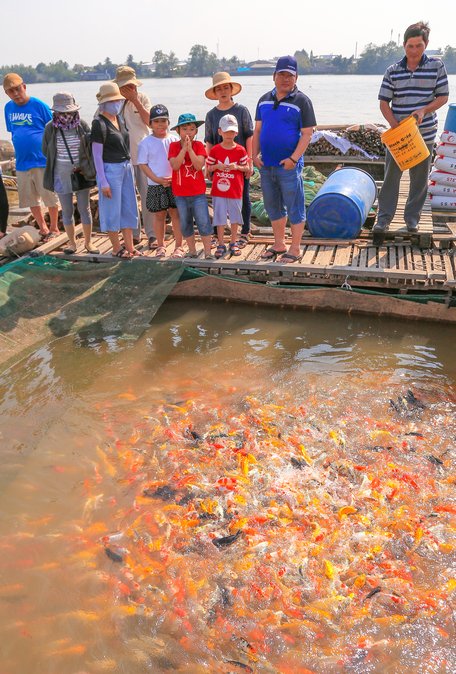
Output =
[{"x1": 0, "y1": 255, "x2": 184, "y2": 369}]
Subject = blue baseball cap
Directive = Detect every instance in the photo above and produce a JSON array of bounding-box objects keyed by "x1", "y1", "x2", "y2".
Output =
[
  {"x1": 275, "y1": 55, "x2": 298, "y2": 76},
  {"x1": 171, "y1": 113, "x2": 205, "y2": 130}
]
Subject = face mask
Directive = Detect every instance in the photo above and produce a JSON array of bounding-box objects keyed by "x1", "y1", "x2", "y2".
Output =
[{"x1": 103, "y1": 101, "x2": 123, "y2": 116}]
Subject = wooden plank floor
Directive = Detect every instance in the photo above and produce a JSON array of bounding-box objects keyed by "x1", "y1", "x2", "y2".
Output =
[
  {"x1": 3, "y1": 174, "x2": 456, "y2": 291},
  {"x1": 42, "y1": 231, "x2": 456, "y2": 290}
]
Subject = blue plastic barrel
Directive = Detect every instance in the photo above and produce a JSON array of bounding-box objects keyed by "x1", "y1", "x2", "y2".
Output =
[
  {"x1": 444, "y1": 104, "x2": 456, "y2": 132},
  {"x1": 306, "y1": 167, "x2": 377, "y2": 239}
]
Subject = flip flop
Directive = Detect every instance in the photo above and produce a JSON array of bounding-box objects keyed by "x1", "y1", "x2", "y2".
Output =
[
  {"x1": 260, "y1": 247, "x2": 287, "y2": 260},
  {"x1": 215, "y1": 244, "x2": 227, "y2": 259},
  {"x1": 205, "y1": 254, "x2": 215, "y2": 260},
  {"x1": 63, "y1": 247, "x2": 76, "y2": 255},
  {"x1": 278, "y1": 252, "x2": 302, "y2": 264},
  {"x1": 155, "y1": 246, "x2": 166, "y2": 258},
  {"x1": 85, "y1": 245, "x2": 100, "y2": 254}
]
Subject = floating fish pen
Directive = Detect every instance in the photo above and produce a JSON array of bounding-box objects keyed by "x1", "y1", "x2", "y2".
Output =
[
  {"x1": 3, "y1": 174, "x2": 455, "y2": 326},
  {"x1": 0, "y1": 289, "x2": 455, "y2": 673},
  {"x1": 1, "y1": 155, "x2": 456, "y2": 673}
]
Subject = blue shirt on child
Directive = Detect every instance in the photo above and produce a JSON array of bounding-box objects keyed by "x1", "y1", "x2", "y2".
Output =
[{"x1": 4, "y1": 97, "x2": 52, "y2": 171}]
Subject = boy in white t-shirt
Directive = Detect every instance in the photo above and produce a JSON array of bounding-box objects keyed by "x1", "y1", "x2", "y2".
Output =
[{"x1": 137, "y1": 105, "x2": 184, "y2": 258}]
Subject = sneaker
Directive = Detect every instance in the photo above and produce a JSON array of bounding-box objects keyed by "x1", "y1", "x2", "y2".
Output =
[{"x1": 148, "y1": 237, "x2": 158, "y2": 251}]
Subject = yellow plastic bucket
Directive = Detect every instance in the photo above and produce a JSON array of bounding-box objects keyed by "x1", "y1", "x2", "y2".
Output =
[{"x1": 381, "y1": 116, "x2": 430, "y2": 170}]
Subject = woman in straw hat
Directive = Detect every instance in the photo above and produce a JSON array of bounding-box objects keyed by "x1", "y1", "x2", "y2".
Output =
[
  {"x1": 42, "y1": 91, "x2": 99, "y2": 254},
  {"x1": 91, "y1": 82, "x2": 139, "y2": 259},
  {"x1": 204, "y1": 72, "x2": 254, "y2": 248}
]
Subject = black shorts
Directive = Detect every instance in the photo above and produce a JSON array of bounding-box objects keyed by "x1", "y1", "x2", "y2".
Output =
[{"x1": 146, "y1": 184, "x2": 176, "y2": 213}]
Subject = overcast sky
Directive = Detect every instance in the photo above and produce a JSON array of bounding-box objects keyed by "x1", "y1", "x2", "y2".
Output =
[{"x1": 2, "y1": 0, "x2": 455, "y2": 66}]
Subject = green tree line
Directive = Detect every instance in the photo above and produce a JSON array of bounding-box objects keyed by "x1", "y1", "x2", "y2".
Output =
[{"x1": 2, "y1": 43, "x2": 456, "y2": 83}]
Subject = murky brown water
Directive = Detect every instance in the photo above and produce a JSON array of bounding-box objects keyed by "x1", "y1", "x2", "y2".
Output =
[{"x1": 0, "y1": 301, "x2": 455, "y2": 674}]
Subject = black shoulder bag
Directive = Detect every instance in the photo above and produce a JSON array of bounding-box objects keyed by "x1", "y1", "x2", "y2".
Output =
[{"x1": 59, "y1": 129, "x2": 96, "y2": 191}]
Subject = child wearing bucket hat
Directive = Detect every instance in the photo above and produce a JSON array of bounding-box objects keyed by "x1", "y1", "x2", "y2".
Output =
[
  {"x1": 137, "y1": 105, "x2": 184, "y2": 258},
  {"x1": 168, "y1": 114, "x2": 213, "y2": 259},
  {"x1": 204, "y1": 72, "x2": 254, "y2": 248}
]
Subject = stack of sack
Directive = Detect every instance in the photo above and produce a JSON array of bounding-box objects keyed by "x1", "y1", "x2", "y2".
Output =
[{"x1": 429, "y1": 104, "x2": 456, "y2": 211}]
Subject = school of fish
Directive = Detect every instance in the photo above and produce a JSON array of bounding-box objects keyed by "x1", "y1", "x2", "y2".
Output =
[{"x1": 1, "y1": 374, "x2": 455, "y2": 673}]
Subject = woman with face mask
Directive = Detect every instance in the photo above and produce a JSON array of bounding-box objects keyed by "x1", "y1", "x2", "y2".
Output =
[
  {"x1": 91, "y1": 82, "x2": 139, "y2": 258},
  {"x1": 42, "y1": 92, "x2": 99, "y2": 254}
]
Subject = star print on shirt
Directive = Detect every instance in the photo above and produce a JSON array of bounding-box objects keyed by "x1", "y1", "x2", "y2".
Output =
[{"x1": 184, "y1": 164, "x2": 199, "y2": 179}]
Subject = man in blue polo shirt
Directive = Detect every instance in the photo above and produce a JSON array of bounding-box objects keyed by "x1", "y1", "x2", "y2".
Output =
[
  {"x1": 373, "y1": 22, "x2": 449, "y2": 245},
  {"x1": 253, "y1": 55, "x2": 316, "y2": 263},
  {"x1": 3, "y1": 73, "x2": 59, "y2": 239}
]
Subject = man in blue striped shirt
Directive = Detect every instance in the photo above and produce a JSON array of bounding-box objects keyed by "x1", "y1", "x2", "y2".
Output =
[{"x1": 373, "y1": 22, "x2": 449, "y2": 244}]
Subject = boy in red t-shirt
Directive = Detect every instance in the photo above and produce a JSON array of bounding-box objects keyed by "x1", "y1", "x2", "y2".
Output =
[
  {"x1": 168, "y1": 113, "x2": 213, "y2": 259},
  {"x1": 206, "y1": 114, "x2": 249, "y2": 258}
]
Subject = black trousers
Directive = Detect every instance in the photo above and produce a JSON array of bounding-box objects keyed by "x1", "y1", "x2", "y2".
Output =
[{"x1": 0, "y1": 176, "x2": 8, "y2": 234}]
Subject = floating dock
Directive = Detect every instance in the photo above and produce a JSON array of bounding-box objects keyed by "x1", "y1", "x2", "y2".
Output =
[{"x1": 3, "y1": 174, "x2": 456, "y2": 323}]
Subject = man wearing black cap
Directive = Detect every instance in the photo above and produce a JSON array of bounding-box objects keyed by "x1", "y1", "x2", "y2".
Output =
[{"x1": 253, "y1": 55, "x2": 316, "y2": 263}]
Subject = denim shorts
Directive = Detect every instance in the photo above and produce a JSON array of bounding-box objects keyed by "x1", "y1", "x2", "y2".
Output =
[
  {"x1": 259, "y1": 165, "x2": 305, "y2": 224},
  {"x1": 98, "y1": 161, "x2": 138, "y2": 232},
  {"x1": 175, "y1": 194, "x2": 212, "y2": 237}
]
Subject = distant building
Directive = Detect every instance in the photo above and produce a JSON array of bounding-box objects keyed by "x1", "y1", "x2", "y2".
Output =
[
  {"x1": 237, "y1": 60, "x2": 276, "y2": 76},
  {"x1": 141, "y1": 62, "x2": 156, "y2": 74},
  {"x1": 80, "y1": 70, "x2": 108, "y2": 81}
]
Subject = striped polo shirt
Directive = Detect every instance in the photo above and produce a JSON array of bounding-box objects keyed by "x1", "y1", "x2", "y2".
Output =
[{"x1": 378, "y1": 54, "x2": 449, "y2": 142}]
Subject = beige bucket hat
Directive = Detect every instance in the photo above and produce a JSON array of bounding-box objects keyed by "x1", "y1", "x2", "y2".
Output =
[
  {"x1": 205, "y1": 72, "x2": 242, "y2": 100},
  {"x1": 113, "y1": 65, "x2": 142, "y2": 88},
  {"x1": 51, "y1": 92, "x2": 80, "y2": 112},
  {"x1": 96, "y1": 82, "x2": 125, "y2": 104}
]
